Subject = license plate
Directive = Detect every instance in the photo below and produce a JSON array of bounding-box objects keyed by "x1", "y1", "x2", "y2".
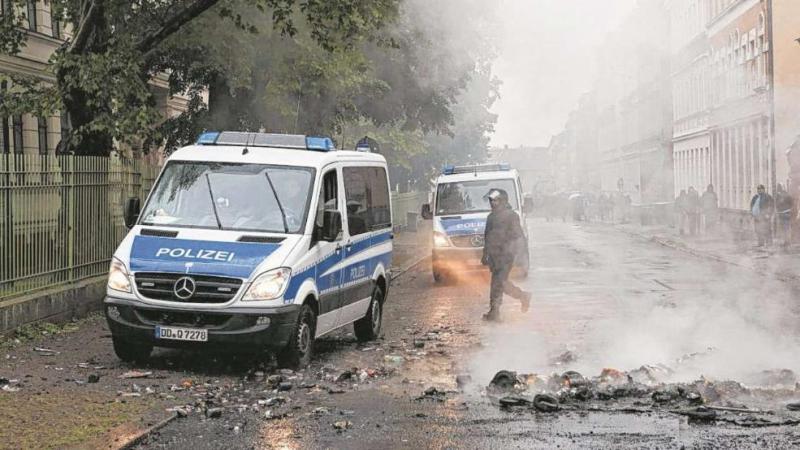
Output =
[{"x1": 155, "y1": 326, "x2": 208, "y2": 342}]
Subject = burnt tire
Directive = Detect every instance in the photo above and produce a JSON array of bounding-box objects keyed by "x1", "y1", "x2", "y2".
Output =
[
  {"x1": 354, "y1": 285, "x2": 384, "y2": 342},
  {"x1": 112, "y1": 337, "x2": 152, "y2": 363},
  {"x1": 277, "y1": 304, "x2": 316, "y2": 369}
]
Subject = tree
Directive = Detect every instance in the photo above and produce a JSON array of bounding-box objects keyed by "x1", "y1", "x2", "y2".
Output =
[{"x1": 0, "y1": 0, "x2": 400, "y2": 155}]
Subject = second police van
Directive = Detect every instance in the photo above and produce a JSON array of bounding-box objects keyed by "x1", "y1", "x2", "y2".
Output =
[
  {"x1": 421, "y1": 163, "x2": 532, "y2": 283},
  {"x1": 104, "y1": 132, "x2": 392, "y2": 368}
]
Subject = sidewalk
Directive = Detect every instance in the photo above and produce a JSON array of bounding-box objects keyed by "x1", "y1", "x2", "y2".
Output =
[
  {"x1": 616, "y1": 222, "x2": 800, "y2": 283},
  {"x1": 391, "y1": 225, "x2": 431, "y2": 277}
]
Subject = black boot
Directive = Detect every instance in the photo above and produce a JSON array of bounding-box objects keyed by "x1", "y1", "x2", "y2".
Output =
[{"x1": 482, "y1": 308, "x2": 500, "y2": 322}]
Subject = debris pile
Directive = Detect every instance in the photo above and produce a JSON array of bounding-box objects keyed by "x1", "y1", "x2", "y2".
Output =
[{"x1": 484, "y1": 367, "x2": 800, "y2": 426}]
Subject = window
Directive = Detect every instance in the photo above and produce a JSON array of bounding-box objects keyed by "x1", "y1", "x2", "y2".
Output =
[
  {"x1": 314, "y1": 169, "x2": 339, "y2": 229},
  {"x1": 58, "y1": 111, "x2": 70, "y2": 152},
  {"x1": 26, "y1": 1, "x2": 36, "y2": 31},
  {"x1": 37, "y1": 116, "x2": 47, "y2": 154},
  {"x1": 0, "y1": 81, "x2": 8, "y2": 154},
  {"x1": 1, "y1": 0, "x2": 12, "y2": 16},
  {"x1": 51, "y1": 8, "x2": 60, "y2": 39},
  {"x1": 342, "y1": 166, "x2": 391, "y2": 236},
  {"x1": 12, "y1": 115, "x2": 23, "y2": 154}
]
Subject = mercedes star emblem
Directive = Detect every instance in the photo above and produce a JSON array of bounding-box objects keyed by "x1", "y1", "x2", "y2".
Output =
[
  {"x1": 173, "y1": 276, "x2": 196, "y2": 300},
  {"x1": 470, "y1": 235, "x2": 485, "y2": 247}
]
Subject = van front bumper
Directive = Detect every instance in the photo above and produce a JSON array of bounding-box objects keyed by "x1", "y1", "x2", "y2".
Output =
[
  {"x1": 104, "y1": 297, "x2": 299, "y2": 352},
  {"x1": 432, "y1": 247, "x2": 486, "y2": 272}
]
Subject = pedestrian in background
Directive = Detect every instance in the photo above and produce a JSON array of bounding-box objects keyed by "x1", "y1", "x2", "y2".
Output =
[
  {"x1": 750, "y1": 184, "x2": 774, "y2": 247},
  {"x1": 686, "y1": 187, "x2": 700, "y2": 235},
  {"x1": 701, "y1": 184, "x2": 719, "y2": 234},
  {"x1": 775, "y1": 184, "x2": 794, "y2": 249},
  {"x1": 481, "y1": 188, "x2": 532, "y2": 321},
  {"x1": 675, "y1": 189, "x2": 688, "y2": 235}
]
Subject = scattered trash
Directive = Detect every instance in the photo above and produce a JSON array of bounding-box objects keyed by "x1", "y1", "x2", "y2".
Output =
[
  {"x1": 263, "y1": 396, "x2": 287, "y2": 407},
  {"x1": 333, "y1": 420, "x2": 352, "y2": 431},
  {"x1": 206, "y1": 407, "x2": 224, "y2": 419},
  {"x1": 313, "y1": 407, "x2": 330, "y2": 415},
  {"x1": 87, "y1": 374, "x2": 100, "y2": 384},
  {"x1": 413, "y1": 340, "x2": 425, "y2": 349},
  {"x1": 672, "y1": 406, "x2": 717, "y2": 422},
  {"x1": 489, "y1": 370, "x2": 519, "y2": 391},
  {"x1": 1, "y1": 384, "x2": 19, "y2": 392},
  {"x1": 499, "y1": 395, "x2": 532, "y2": 407},
  {"x1": 533, "y1": 394, "x2": 560, "y2": 412},
  {"x1": 551, "y1": 350, "x2": 577, "y2": 366},
  {"x1": 416, "y1": 387, "x2": 447, "y2": 402},
  {"x1": 0, "y1": 377, "x2": 8, "y2": 386},
  {"x1": 277, "y1": 382, "x2": 293, "y2": 392},
  {"x1": 561, "y1": 371, "x2": 589, "y2": 388},
  {"x1": 455, "y1": 374, "x2": 472, "y2": 388},
  {"x1": 264, "y1": 410, "x2": 287, "y2": 420},
  {"x1": 652, "y1": 387, "x2": 679, "y2": 403},
  {"x1": 119, "y1": 370, "x2": 152, "y2": 379},
  {"x1": 383, "y1": 355, "x2": 405, "y2": 364},
  {"x1": 266, "y1": 375, "x2": 283, "y2": 389},
  {"x1": 33, "y1": 347, "x2": 59, "y2": 356},
  {"x1": 787, "y1": 402, "x2": 800, "y2": 411}
]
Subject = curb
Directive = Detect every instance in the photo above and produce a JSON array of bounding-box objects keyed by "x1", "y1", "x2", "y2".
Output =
[
  {"x1": 116, "y1": 413, "x2": 179, "y2": 450},
  {"x1": 391, "y1": 254, "x2": 429, "y2": 282},
  {"x1": 619, "y1": 227, "x2": 800, "y2": 283}
]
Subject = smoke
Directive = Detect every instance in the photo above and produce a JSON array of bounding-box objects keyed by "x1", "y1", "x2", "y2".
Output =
[
  {"x1": 467, "y1": 226, "x2": 800, "y2": 388},
  {"x1": 491, "y1": 0, "x2": 637, "y2": 147}
]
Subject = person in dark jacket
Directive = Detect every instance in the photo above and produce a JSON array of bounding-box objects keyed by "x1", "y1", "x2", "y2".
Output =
[
  {"x1": 481, "y1": 189, "x2": 532, "y2": 321},
  {"x1": 701, "y1": 184, "x2": 719, "y2": 234},
  {"x1": 750, "y1": 184, "x2": 774, "y2": 247}
]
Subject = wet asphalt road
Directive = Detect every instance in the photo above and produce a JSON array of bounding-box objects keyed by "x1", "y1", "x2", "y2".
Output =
[
  {"x1": 132, "y1": 220, "x2": 800, "y2": 449},
  {"x1": 3, "y1": 220, "x2": 800, "y2": 449}
]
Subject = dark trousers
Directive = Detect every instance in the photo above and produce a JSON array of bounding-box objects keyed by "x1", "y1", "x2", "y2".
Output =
[
  {"x1": 490, "y1": 262, "x2": 526, "y2": 310},
  {"x1": 754, "y1": 217, "x2": 772, "y2": 246}
]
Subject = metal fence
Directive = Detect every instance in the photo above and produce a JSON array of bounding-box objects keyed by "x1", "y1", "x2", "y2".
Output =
[{"x1": 0, "y1": 154, "x2": 160, "y2": 300}]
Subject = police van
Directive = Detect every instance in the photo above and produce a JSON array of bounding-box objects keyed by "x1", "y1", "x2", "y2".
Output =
[
  {"x1": 105, "y1": 132, "x2": 392, "y2": 368},
  {"x1": 420, "y1": 163, "x2": 532, "y2": 283}
]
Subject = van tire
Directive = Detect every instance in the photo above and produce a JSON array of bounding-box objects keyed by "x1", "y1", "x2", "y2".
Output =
[
  {"x1": 112, "y1": 337, "x2": 152, "y2": 363},
  {"x1": 354, "y1": 286, "x2": 384, "y2": 342},
  {"x1": 277, "y1": 304, "x2": 316, "y2": 369}
]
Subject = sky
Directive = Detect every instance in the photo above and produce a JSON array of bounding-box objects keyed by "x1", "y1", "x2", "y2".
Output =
[{"x1": 490, "y1": 0, "x2": 638, "y2": 148}]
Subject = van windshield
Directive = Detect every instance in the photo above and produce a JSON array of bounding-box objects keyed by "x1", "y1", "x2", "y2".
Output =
[
  {"x1": 435, "y1": 179, "x2": 519, "y2": 215},
  {"x1": 140, "y1": 161, "x2": 315, "y2": 233}
]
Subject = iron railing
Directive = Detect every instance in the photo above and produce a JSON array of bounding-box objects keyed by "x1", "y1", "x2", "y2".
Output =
[{"x1": 0, "y1": 154, "x2": 159, "y2": 300}]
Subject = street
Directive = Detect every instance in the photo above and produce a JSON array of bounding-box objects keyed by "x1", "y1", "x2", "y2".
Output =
[{"x1": 2, "y1": 220, "x2": 800, "y2": 449}]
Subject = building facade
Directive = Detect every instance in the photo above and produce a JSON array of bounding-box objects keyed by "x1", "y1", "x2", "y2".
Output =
[
  {"x1": 670, "y1": 0, "x2": 800, "y2": 213},
  {"x1": 0, "y1": 1, "x2": 197, "y2": 157}
]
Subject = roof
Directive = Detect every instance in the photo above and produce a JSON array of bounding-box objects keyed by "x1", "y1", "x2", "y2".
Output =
[
  {"x1": 435, "y1": 169, "x2": 519, "y2": 184},
  {"x1": 168, "y1": 144, "x2": 387, "y2": 168}
]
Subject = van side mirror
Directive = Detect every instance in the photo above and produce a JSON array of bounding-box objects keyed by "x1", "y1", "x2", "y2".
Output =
[
  {"x1": 523, "y1": 196, "x2": 534, "y2": 214},
  {"x1": 124, "y1": 197, "x2": 141, "y2": 228},
  {"x1": 421, "y1": 203, "x2": 433, "y2": 220},
  {"x1": 320, "y1": 210, "x2": 342, "y2": 242}
]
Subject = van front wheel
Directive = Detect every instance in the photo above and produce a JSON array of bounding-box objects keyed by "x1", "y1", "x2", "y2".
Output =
[
  {"x1": 112, "y1": 337, "x2": 152, "y2": 363},
  {"x1": 277, "y1": 304, "x2": 316, "y2": 369},
  {"x1": 354, "y1": 286, "x2": 384, "y2": 342}
]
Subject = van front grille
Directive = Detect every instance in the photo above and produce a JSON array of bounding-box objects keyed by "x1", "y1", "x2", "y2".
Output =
[{"x1": 134, "y1": 272, "x2": 243, "y2": 303}]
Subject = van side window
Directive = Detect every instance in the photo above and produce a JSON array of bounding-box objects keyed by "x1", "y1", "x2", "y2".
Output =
[
  {"x1": 343, "y1": 166, "x2": 391, "y2": 236},
  {"x1": 314, "y1": 170, "x2": 338, "y2": 238}
]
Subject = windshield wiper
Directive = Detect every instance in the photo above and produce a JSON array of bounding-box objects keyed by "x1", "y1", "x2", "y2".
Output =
[
  {"x1": 205, "y1": 173, "x2": 224, "y2": 230},
  {"x1": 264, "y1": 171, "x2": 289, "y2": 233}
]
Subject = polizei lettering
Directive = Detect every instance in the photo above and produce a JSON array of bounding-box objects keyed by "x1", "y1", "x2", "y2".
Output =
[{"x1": 155, "y1": 247, "x2": 236, "y2": 262}]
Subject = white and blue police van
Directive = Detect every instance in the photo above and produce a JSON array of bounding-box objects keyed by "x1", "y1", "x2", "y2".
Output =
[
  {"x1": 420, "y1": 163, "x2": 532, "y2": 283},
  {"x1": 105, "y1": 131, "x2": 392, "y2": 368}
]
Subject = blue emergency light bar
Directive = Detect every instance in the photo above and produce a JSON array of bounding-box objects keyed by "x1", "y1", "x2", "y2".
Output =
[
  {"x1": 196, "y1": 131, "x2": 336, "y2": 152},
  {"x1": 442, "y1": 163, "x2": 511, "y2": 175}
]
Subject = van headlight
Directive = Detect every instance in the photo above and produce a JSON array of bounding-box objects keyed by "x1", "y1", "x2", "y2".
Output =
[
  {"x1": 433, "y1": 231, "x2": 451, "y2": 247},
  {"x1": 243, "y1": 268, "x2": 291, "y2": 301},
  {"x1": 108, "y1": 258, "x2": 131, "y2": 293}
]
